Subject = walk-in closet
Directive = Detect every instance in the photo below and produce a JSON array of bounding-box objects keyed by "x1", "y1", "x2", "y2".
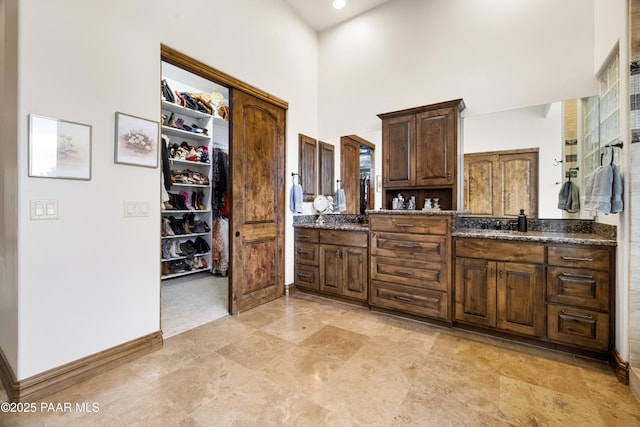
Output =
[{"x1": 160, "y1": 61, "x2": 230, "y2": 337}]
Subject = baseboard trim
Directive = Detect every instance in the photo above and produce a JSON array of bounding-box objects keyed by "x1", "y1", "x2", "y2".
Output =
[
  {"x1": 1, "y1": 331, "x2": 162, "y2": 402},
  {"x1": 610, "y1": 348, "x2": 629, "y2": 385}
]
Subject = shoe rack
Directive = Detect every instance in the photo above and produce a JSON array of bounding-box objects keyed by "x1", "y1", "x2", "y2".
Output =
[{"x1": 160, "y1": 62, "x2": 230, "y2": 280}]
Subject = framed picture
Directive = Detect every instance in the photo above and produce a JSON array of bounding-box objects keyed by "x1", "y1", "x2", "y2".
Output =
[
  {"x1": 28, "y1": 114, "x2": 92, "y2": 180},
  {"x1": 114, "y1": 112, "x2": 159, "y2": 168}
]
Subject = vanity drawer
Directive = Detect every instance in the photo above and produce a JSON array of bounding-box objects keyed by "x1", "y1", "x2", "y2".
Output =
[
  {"x1": 547, "y1": 245, "x2": 610, "y2": 271},
  {"x1": 370, "y1": 279, "x2": 448, "y2": 321},
  {"x1": 547, "y1": 267, "x2": 609, "y2": 311},
  {"x1": 319, "y1": 230, "x2": 368, "y2": 247},
  {"x1": 371, "y1": 256, "x2": 448, "y2": 291},
  {"x1": 371, "y1": 232, "x2": 446, "y2": 263},
  {"x1": 294, "y1": 264, "x2": 319, "y2": 291},
  {"x1": 455, "y1": 238, "x2": 544, "y2": 264},
  {"x1": 369, "y1": 215, "x2": 449, "y2": 235},
  {"x1": 547, "y1": 303, "x2": 609, "y2": 351},
  {"x1": 295, "y1": 228, "x2": 319, "y2": 243},
  {"x1": 294, "y1": 241, "x2": 319, "y2": 266}
]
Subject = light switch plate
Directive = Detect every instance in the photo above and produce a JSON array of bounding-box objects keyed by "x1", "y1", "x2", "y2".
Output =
[
  {"x1": 30, "y1": 200, "x2": 58, "y2": 220},
  {"x1": 123, "y1": 201, "x2": 150, "y2": 217}
]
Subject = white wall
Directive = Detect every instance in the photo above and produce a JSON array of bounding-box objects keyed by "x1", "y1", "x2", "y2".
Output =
[
  {"x1": 593, "y1": 0, "x2": 631, "y2": 361},
  {"x1": 10, "y1": 0, "x2": 317, "y2": 380},
  {"x1": 464, "y1": 103, "x2": 563, "y2": 218},
  {"x1": 317, "y1": 0, "x2": 597, "y2": 140},
  {"x1": 0, "y1": 0, "x2": 19, "y2": 377}
]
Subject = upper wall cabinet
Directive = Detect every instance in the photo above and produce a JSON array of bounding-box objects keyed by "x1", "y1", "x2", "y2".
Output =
[
  {"x1": 318, "y1": 141, "x2": 335, "y2": 197},
  {"x1": 378, "y1": 99, "x2": 465, "y2": 210},
  {"x1": 299, "y1": 134, "x2": 317, "y2": 201}
]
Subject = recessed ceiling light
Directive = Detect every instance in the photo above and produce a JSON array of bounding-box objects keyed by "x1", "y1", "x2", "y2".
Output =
[{"x1": 333, "y1": 0, "x2": 346, "y2": 10}]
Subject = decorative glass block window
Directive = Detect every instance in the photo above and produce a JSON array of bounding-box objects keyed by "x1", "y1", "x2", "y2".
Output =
[{"x1": 582, "y1": 53, "x2": 619, "y2": 177}]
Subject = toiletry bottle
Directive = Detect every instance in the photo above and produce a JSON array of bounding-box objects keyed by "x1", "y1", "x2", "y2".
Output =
[{"x1": 518, "y1": 209, "x2": 527, "y2": 232}]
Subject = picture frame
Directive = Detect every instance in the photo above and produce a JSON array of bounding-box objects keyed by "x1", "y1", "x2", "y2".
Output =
[
  {"x1": 28, "y1": 114, "x2": 92, "y2": 180},
  {"x1": 114, "y1": 112, "x2": 159, "y2": 168}
]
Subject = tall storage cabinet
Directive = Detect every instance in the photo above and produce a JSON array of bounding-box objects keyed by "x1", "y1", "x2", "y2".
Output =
[
  {"x1": 160, "y1": 62, "x2": 230, "y2": 280},
  {"x1": 378, "y1": 99, "x2": 465, "y2": 210}
]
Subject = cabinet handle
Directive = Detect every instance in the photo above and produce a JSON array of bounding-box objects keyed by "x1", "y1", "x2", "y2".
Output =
[
  {"x1": 560, "y1": 272, "x2": 594, "y2": 279},
  {"x1": 499, "y1": 269, "x2": 504, "y2": 278},
  {"x1": 561, "y1": 256, "x2": 593, "y2": 262},
  {"x1": 297, "y1": 272, "x2": 312, "y2": 278},
  {"x1": 447, "y1": 171, "x2": 452, "y2": 180},
  {"x1": 336, "y1": 249, "x2": 342, "y2": 259},
  {"x1": 490, "y1": 267, "x2": 494, "y2": 278},
  {"x1": 297, "y1": 234, "x2": 312, "y2": 240},
  {"x1": 396, "y1": 243, "x2": 419, "y2": 249},
  {"x1": 395, "y1": 269, "x2": 415, "y2": 276},
  {"x1": 560, "y1": 310, "x2": 594, "y2": 321},
  {"x1": 395, "y1": 223, "x2": 415, "y2": 227},
  {"x1": 297, "y1": 249, "x2": 313, "y2": 255},
  {"x1": 395, "y1": 295, "x2": 416, "y2": 303}
]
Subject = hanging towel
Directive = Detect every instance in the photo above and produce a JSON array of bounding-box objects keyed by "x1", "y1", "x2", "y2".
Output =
[
  {"x1": 289, "y1": 183, "x2": 303, "y2": 213},
  {"x1": 611, "y1": 163, "x2": 623, "y2": 213},
  {"x1": 336, "y1": 188, "x2": 346, "y2": 212},
  {"x1": 584, "y1": 165, "x2": 613, "y2": 214},
  {"x1": 557, "y1": 181, "x2": 580, "y2": 213}
]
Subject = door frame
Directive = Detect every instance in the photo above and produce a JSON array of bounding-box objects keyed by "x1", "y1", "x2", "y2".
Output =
[{"x1": 160, "y1": 45, "x2": 289, "y2": 319}]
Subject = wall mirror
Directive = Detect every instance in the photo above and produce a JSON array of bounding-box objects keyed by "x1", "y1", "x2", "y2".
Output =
[
  {"x1": 463, "y1": 96, "x2": 599, "y2": 219},
  {"x1": 340, "y1": 135, "x2": 375, "y2": 214}
]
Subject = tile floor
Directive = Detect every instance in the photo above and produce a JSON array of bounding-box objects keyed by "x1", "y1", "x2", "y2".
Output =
[{"x1": 1, "y1": 292, "x2": 640, "y2": 426}]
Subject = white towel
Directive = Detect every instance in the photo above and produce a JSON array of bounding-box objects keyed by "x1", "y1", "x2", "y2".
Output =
[
  {"x1": 336, "y1": 188, "x2": 346, "y2": 212},
  {"x1": 289, "y1": 183, "x2": 303, "y2": 213}
]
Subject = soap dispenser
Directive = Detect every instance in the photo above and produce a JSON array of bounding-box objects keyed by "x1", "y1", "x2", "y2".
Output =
[{"x1": 517, "y1": 209, "x2": 527, "y2": 232}]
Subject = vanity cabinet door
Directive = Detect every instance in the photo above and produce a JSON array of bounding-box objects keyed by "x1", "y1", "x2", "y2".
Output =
[
  {"x1": 319, "y1": 244, "x2": 341, "y2": 295},
  {"x1": 342, "y1": 246, "x2": 368, "y2": 300},
  {"x1": 454, "y1": 258, "x2": 496, "y2": 327},
  {"x1": 496, "y1": 262, "x2": 544, "y2": 337}
]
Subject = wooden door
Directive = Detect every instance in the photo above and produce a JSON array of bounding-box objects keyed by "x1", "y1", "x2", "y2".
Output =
[
  {"x1": 231, "y1": 89, "x2": 286, "y2": 314},
  {"x1": 464, "y1": 148, "x2": 538, "y2": 217},
  {"x1": 415, "y1": 107, "x2": 455, "y2": 186},
  {"x1": 454, "y1": 258, "x2": 496, "y2": 327},
  {"x1": 496, "y1": 262, "x2": 544, "y2": 336},
  {"x1": 464, "y1": 153, "x2": 495, "y2": 216},
  {"x1": 497, "y1": 152, "x2": 538, "y2": 217},
  {"x1": 342, "y1": 246, "x2": 368, "y2": 300},
  {"x1": 319, "y1": 244, "x2": 341, "y2": 295},
  {"x1": 340, "y1": 136, "x2": 360, "y2": 213},
  {"x1": 382, "y1": 115, "x2": 415, "y2": 188}
]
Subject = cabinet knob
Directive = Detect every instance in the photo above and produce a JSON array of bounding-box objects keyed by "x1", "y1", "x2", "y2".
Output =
[{"x1": 490, "y1": 267, "x2": 495, "y2": 278}]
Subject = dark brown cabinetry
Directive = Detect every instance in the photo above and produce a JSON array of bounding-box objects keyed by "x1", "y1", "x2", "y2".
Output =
[
  {"x1": 454, "y1": 239, "x2": 545, "y2": 337},
  {"x1": 378, "y1": 99, "x2": 465, "y2": 210},
  {"x1": 294, "y1": 229, "x2": 319, "y2": 291},
  {"x1": 319, "y1": 230, "x2": 368, "y2": 300},
  {"x1": 370, "y1": 214, "x2": 452, "y2": 321},
  {"x1": 546, "y1": 244, "x2": 614, "y2": 351},
  {"x1": 294, "y1": 228, "x2": 368, "y2": 302}
]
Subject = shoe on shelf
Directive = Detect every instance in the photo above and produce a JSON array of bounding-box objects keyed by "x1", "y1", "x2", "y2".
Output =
[
  {"x1": 180, "y1": 191, "x2": 194, "y2": 210},
  {"x1": 162, "y1": 218, "x2": 175, "y2": 236},
  {"x1": 167, "y1": 112, "x2": 177, "y2": 128}
]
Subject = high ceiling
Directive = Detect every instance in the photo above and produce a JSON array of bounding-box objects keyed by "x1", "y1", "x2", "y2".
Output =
[{"x1": 283, "y1": 0, "x2": 394, "y2": 32}]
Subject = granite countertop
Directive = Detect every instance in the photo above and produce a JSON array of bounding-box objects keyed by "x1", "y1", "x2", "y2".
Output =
[
  {"x1": 451, "y1": 229, "x2": 616, "y2": 246},
  {"x1": 366, "y1": 209, "x2": 470, "y2": 216},
  {"x1": 293, "y1": 222, "x2": 369, "y2": 231}
]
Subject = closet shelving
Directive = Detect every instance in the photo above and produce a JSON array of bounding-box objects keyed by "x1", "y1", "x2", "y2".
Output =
[{"x1": 160, "y1": 62, "x2": 230, "y2": 281}]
